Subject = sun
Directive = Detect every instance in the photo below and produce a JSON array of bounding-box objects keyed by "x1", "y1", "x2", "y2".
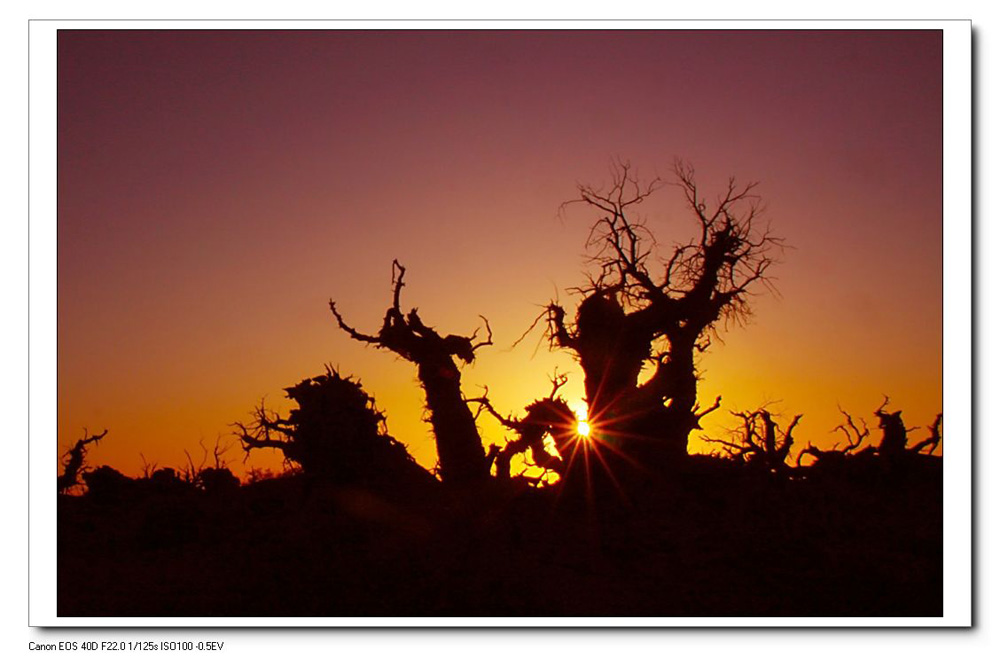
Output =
[{"x1": 571, "y1": 402, "x2": 591, "y2": 438}]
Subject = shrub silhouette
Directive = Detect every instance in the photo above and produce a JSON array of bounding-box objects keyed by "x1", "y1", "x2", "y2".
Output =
[
  {"x1": 797, "y1": 398, "x2": 942, "y2": 471},
  {"x1": 196, "y1": 466, "x2": 240, "y2": 495},
  {"x1": 80, "y1": 464, "x2": 133, "y2": 502},
  {"x1": 236, "y1": 366, "x2": 434, "y2": 489},
  {"x1": 797, "y1": 407, "x2": 875, "y2": 469},
  {"x1": 707, "y1": 409, "x2": 803, "y2": 474},
  {"x1": 874, "y1": 396, "x2": 943, "y2": 464},
  {"x1": 470, "y1": 375, "x2": 579, "y2": 481},
  {"x1": 177, "y1": 440, "x2": 241, "y2": 494},
  {"x1": 58, "y1": 428, "x2": 108, "y2": 494}
]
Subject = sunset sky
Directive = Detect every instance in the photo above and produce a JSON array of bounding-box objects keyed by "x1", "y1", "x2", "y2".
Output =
[{"x1": 57, "y1": 29, "x2": 943, "y2": 477}]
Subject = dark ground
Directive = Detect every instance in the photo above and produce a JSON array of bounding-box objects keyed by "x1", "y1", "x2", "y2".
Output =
[{"x1": 57, "y1": 455, "x2": 942, "y2": 617}]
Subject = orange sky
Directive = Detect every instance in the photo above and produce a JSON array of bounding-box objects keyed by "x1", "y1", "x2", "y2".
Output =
[{"x1": 57, "y1": 29, "x2": 943, "y2": 477}]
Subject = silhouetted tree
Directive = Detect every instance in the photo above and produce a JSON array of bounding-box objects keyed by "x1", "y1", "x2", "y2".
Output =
[
  {"x1": 58, "y1": 428, "x2": 108, "y2": 494},
  {"x1": 545, "y1": 161, "x2": 781, "y2": 470},
  {"x1": 80, "y1": 464, "x2": 134, "y2": 503},
  {"x1": 182, "y1": 440, "x2": 241, "y2": 494},
  {"x1": 236, "y1": 366, "x2": 434, "y2": 488},
  {"x1": 797, "y1": 407, "x2": 875, "y2": 468},
  {"x1": 196, "y1": 466, "x2": 241, "y2": 494},
  {"x1": 707, "y1": 409, "x2": 802, "y2": 474},
  {"x1": 797, "y1": 398, "x2": 941, "y2": 468},
  {"x1": 145, "y1": 467, "x2": 189, "y2": 493},
  {"x1": 873, "y1": 396, "x2": 942, "y2": 464},
  {"x1": 910, "y1": 413, "x2": 943, "y2": 455},
  {"x1": 469, "y1": 374, "x2": 579, "y2": 481},
  {"x1": 329, "y1": 261, "x2": 493, "y2": 484}
]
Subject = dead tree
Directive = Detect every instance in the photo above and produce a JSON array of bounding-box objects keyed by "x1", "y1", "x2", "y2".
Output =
[
  {"x1": 58, "y1": 428, "x2": 108, "y2": 494},
  {"x1": 330, "y1": 261, "x2": 492, "y2": 484},
  {"x1": 873, "y1": 396, "x2": 909, "y2": 462},
  {"x1": 182, "y1": 440, "x2": 240, "y2": 494},
  {"x1": 546, "y1": 160, "x2": 780, "y2": 468},
  {"x1": 236, "y1": 366, "x2": 434, "y2": 488},
  {"x1": 797, "y1": 399, "x2": 941, "y2": 469},
  {"x1": 874, "y1": 396, "x2": 942, "y2": 462},
  {"x1": 469, "y1": 374, "x2": 579, "y2": 480},
  {"x1": 797, "y1": 407, "x2": 875, "y2": 468},
  {"x1": 910, "y1": 413, "x2": 943, "y2": 455},
  {"x1": 707, "y1": 410, "x2": 802, "y2": 473}
]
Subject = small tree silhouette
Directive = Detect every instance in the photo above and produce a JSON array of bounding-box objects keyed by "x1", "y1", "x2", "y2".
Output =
[
  {"x1": 873, "y1": 396, "x2": 942, "y2": 463},
  {"x1": 329, "y1": 260, "x2": 493, "y2": 484},
  {"x1": 236, "y1": 366, "x2": 433, "y2": 488},
  {"x1": 910, "y1": 413, "x2": 943, "y2": 455},
  {"x1": 797, "y1": 398, "x2": 942, "y2": 468},
  {"x1": 469, "y1": 374, "x2": 579, "y2": 480},
  {"x1": 797, "y1": 407, "x2": 875, "y2": 468},
  {"x1": 182, "y1": 440, "x2": 240, "y2": 494},
  {"x1": 80, "y1": 464, "x2": 134, "y2": 502},
  {"x1": 58, "y1": 428, "x2": 108, "y2": 494},
  {"x1": 544, "y1": 160, "x2": 781, "y2": 469},
  {"x1": 706, "y1": 409, "x2": 802, "y2": 474}
]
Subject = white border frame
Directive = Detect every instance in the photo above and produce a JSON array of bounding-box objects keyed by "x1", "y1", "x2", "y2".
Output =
[{"x1": 28, "y1": 19, "x2": 972, "y2": 627}]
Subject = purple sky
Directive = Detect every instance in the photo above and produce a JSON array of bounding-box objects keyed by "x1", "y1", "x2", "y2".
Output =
[{"x1": 58, "y1": 29, "x2": 942, "y2": 474}]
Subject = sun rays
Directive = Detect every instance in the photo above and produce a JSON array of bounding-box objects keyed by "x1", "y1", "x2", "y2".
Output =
[{"x1": 556, "y1": 400, "x2": 654, "y2": 502}]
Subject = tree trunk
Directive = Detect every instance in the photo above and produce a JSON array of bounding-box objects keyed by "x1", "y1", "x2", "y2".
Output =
[{"x1": 417, "y1": 358, "x2": 488, "y2": 483}]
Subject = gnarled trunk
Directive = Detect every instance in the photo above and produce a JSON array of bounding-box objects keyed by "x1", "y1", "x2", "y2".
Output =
[
  {"x1": 416, "y1": 355, "x2": 488, "y2": 483},
  {"x1": 545, "y1": 161, "x2": 776, "y2": 477},
  {"x1": 330, "y1": 261, "x2": 491, "y2": 485}
]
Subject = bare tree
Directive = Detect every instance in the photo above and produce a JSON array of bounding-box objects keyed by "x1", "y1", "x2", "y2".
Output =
[
  {"x1": 545, "y1": 160, "x2": 781, "y2": 469},
  {"x1": 329, "y1": 261, "x2": 493, "y2": 484},
  {"x1": 235, "y1": 366, "x2": 433, "y2": 488},
  {"x1": 909, "y1": 413, "x2": 942, "y2": 455},
  {"x1": 707, "y1": 409, "x2": 802, "y2": 473},
  {"x1": 797, "y1": 407, "x2": 873, "y2": 467},
  {"x1": 58, "y1": 428, "x2": 108, "y2": 494},
  {"x1": 469, "y1": 373, "x2": 579, "y2": 480},
  {"x1": 182, "y1": 439, "x2": 240, "y2": 494},
  {"x1": 797, "y1": 399, "x2": 941, "y2": 468},
  {"x1": 873, "y1": 396, "x2": 942, "y2": 462}
]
